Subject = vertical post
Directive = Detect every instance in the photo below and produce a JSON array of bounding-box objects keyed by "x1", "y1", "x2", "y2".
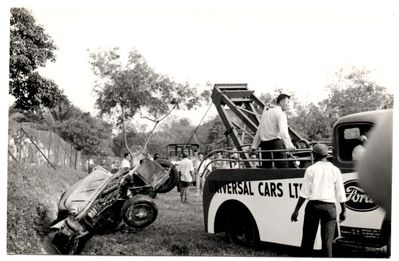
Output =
[
  {"x1": 70, "y1": 144, "x2": 73, "y2": 168},
  {"x1": 74, "y1": 150, "x2": 78, "y2": 169},
  {"x1": 48, "y1": 130, "x2": 52, "y2": 168},
  {"x1": 63, "y1": 143, "x2": 66, "y2": 167},
  {"x1": 56, "y1": 136, "x2": 60, "y2": 166}
]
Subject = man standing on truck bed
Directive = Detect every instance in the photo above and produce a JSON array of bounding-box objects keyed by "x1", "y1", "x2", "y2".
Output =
[
  {"x1": 251, "y1": 93, "x2": 296, "y2": 168},
  {"x1": 290, "y1": 144, "x2": 346, "y2": 257}
]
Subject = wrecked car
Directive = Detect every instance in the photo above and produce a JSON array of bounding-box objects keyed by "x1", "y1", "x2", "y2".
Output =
[{"x1": 50, "y1": 159, "x2": 178, "y2": 254}]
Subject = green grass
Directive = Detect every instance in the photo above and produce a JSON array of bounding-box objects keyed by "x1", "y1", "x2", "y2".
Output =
[
  {"x1": 83, "y1": 191, "x2": 287, "y2": 256},
  {"x1": 7, "y1": 162, "x2": 84, "y2": 254},
  {"x1": 7, "y1": 162, "x2": 286, "y2": 256}
]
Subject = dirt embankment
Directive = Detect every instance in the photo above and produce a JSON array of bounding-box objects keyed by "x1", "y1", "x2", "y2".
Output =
[{"x1": 7, "y1": 162, "x2": 85, "y2": 254}]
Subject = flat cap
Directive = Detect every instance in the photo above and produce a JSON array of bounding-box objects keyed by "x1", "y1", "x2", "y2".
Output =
[{"x1": 312, "y1": 143, "x2": 329, "y2": 156}]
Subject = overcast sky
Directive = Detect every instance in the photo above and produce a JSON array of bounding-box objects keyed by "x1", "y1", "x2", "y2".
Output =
[{"x1": 4, "y1": 0, "x2": 399, "y2": 124}]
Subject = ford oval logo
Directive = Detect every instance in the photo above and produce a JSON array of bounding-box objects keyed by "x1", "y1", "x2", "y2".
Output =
[{"x1": 344, "y1": 180, "x2": 379, "y2": 212}]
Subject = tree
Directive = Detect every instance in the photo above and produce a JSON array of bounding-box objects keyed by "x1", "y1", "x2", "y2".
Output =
[
  {"x1": 55, "y1": 112, "x2": 114, "y2": 155},
  {"x1": 9, "y1": 8, "x2": 63, "y2": 111},
  {"x1": 322, "y1": 67, "x2": 394, "y2": 127},
  {"x1": 89, "y1": 48, "x2": 205, "y2": 157},
  {"x1": 50, "y1": 95, "x2": 82, "y2": 122},
  {"x1": 291, "y1": 67, "x2": 394, "y2": 141},
  {"x1": 290, "y1": 103, "x2": 332, "y2": 141}
]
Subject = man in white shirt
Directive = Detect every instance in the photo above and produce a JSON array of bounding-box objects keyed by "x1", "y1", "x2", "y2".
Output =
[
  {"x1": 290, "y1": 144, "x2": 346, "y2": 257},
  {"x1": 251, "y1": 94, "x2": 295, "y2": 168},
  {"x1": 178, "y1": 153, "x2": 194, "y2": 203},
  {"x1": 120, "y1": 152, "x2": 131, "y2": 169},
  {"x1": 197, "y1": 152, "x2": 212, "y2": 196}
]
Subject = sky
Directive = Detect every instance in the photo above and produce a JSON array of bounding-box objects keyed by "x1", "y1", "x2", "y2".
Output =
[{"x1": 4, "y1": 0, "x2": 399, "y2": 125}]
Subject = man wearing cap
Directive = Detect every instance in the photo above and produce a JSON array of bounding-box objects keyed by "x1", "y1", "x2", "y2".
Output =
[
  {"x1": 290, "y1": 144, "x2": 347, "y2": 257},
  {"x1": 251, "y1": 93, "x2": 296, "y2": 168}
]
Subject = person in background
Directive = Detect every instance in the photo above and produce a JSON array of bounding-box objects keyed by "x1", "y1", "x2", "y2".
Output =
[
  {"x1": 212, "y1": 151, "x2": 227, "y2": 169},
  {"x1": 88, "y1": 158, "x2": 94, "y2": 173},
  {"x1": 229, "y1": 155, "x2": 240, "y2": 169},
  {"x1": 190, "y1": 151, "x2": 202, "y2": 196},
  {"x1": 178, "y1": 153, "x2": 194, "y2": 203},
  {"x1": 153, "y1": 153, "x2": 160, "y2": 161},
  {"x1": 120, "y1": 152, "x2": 131, "y2": 169},
  {"x1": 197, "y1": 152, "x2": 212, "y2": 196},
  {"x1": 251, "y1": 93, "x2": 296, "y2": 168},
  {"x1": 145, "y1": 152, "x2": 154, "y2": 161},
  {"x1": 111, "y1": 160, "x2": 118, "y2": 174},
  {"x1": 352, "y1": 135, "x2": 367, "y2": 161},
  {"x1": 249, "y1": 153, "x2": 259, "y2": 168},
  {"x1": 290, "y1": 144, "x2": 346, "y2": 257}
]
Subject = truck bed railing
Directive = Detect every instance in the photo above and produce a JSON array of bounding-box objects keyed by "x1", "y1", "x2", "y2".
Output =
[{"x1": 197, "y1": 147, "x2": 319, "y2": 179}]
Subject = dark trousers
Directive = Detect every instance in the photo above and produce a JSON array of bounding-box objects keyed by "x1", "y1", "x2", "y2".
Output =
[
  {"x1": 260, "y1": 139, "x2": 287, "y2": 168},
  {"x1": 301, "y1": 201, "x2": 337, "y2": 257}
]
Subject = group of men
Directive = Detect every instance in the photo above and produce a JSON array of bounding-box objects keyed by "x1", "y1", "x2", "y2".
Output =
[{"x1": 178, "y1": 152, "x2": 212, "y2": 203}]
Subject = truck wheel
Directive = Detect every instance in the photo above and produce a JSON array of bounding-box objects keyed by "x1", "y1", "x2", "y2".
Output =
[
  {"x1": 121, "y1": 196, "x2": 158, "y2": 228},
  {"x1": 155, "y1": 159, "x2": 179, "y2": 193},
  {"x1": 225, "y1": 212, "x2": 259, "y2": 247}
]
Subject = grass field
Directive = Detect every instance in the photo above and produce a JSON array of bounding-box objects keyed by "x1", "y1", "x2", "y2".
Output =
[
  {"x1": 7, "y1": 162, "x2": 385, "y2": 257},
  {"x1": 82, "y1": 191, "x2": 289, "y2": 256},
  {"x1": 6, "y1": 162, "x2": 288, "y2": 256}
]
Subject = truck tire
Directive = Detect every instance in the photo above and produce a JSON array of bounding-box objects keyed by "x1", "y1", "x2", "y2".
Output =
[
  {"x1": 155, "y1": 159, "x2": 179, "y2": 193},
  {"x1": 121, "y1": 195, "x2": 158, "y2": 228},
  {"x1": 225, "y1": 210, "x2": 259, "y2": 247}
]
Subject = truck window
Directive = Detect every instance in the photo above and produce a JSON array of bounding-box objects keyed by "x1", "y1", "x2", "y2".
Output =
[{"x1": 337, "y1": 123, "x2": 373, "y2": 162}]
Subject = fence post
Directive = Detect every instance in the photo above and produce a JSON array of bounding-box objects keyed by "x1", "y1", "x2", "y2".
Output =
[
  {"x1": 70, "y1": 144, "x2": 73, "y2": 168},
  {"x1": 55, "y1": 136, "x2": 60, "y2": 166},
  {"x1": 74, "y1": 150, "x2": 78, "y2": 169},
  {"x1": 48, "y1": 130, "x2": 52, "y2": 168}
]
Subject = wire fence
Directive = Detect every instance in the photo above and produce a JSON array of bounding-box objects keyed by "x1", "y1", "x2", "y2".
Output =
[{"x1": 8, "y1": 122, "x2": 82, "y2": 170}]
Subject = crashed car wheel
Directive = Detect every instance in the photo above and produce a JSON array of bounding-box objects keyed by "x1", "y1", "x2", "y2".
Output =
[
  {"x1": 52, "y1": 229, "x2": 90, "y2": 255},
  {"x1": 155, "y1": 159, "x2": 179, "y2": 193},
  {"x1": 121, "y1": 195, "x2": 158, "y2": 228}
]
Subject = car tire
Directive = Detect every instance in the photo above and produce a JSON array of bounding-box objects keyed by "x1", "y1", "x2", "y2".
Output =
[
  {"x1": 121, "y1": 195, "x2": 158, "y2": 228},
  {"x1": 154, "y1": 159, "x2": 179, "y2": 193},
  {"x1": 52, "y1": 228, "x2": 90, "y2": 255}
]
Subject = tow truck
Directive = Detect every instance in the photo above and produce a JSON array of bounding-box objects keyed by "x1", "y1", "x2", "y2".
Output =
[{"x1": 201, "y1": 83, "x2": 391, "y2": 257}]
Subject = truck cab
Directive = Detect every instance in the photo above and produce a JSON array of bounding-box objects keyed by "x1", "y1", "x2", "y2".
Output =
[{"x1": 331, "y1": 110, "x2": 391, "y2": 253}]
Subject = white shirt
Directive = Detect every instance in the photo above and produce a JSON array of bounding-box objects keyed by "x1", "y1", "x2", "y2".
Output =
[
  {"x1": 299, "y1": 161, "x2": 347, "y2": 203},
  {"x1": 120, "y1": 158, "x2": 131, "y2": 169},
  {"x1": 179, "y1": 158, "x2": 194, "y2": 182},
  {"x1": 252, "y1": 106, "x2": 294, "y2": 149},
  {"x1": 198, "y1": 158, "x2": 212, "y2": 175},
  {"x1": 352, "y1": 145, "x2": 365, "y2": 161}
]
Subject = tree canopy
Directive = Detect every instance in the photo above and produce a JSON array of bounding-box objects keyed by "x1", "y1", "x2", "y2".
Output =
[
  {"x1": 289, "y1": 67, "x2": 394, "y2": 141},
  {"x1": 89, "y1": 48, "x2": 207, "y2": 155},
  {"x1": 9, "y1": 8, "x2": 63, "y2": 111},
  {"x1": 55, "y1": 112, "x2": 114, "y2": 155}
]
